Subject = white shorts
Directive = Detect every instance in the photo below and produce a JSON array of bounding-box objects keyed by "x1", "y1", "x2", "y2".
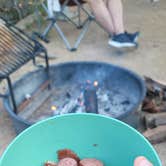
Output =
[{"x1": 47, "y1": 0, "x2": 61, "y2": 17}]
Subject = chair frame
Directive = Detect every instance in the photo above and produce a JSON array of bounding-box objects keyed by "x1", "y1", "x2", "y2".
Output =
[{"x1": 34, "y1": 0, "x2": 96, "y2": 51}]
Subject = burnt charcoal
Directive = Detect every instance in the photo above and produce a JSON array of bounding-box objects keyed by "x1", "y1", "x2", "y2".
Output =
[
  {"x1": 70, "y1": 105, "x2": 79, "y2": 113},
  {"x1": 104, "y1": 108, "x2": 110, "y2": 112},
  {"x1": 77, "y1": 97, "x2": 82, "y2": 103},
  {"x1": 121, "y1": 100, "x2": 130, "y2": 105},
  {"x1": 147, "y1": 90, "x2": 157, "y2": 98},
  {"x1": 66, "y1": 92, "x2": 72, "y2": 98},
  {"x1": 84, "y1": 89, "x2": 98, "y2": 113},
  {"x1": 163, "y1": 91, "x2": 166, "y2": 101}
]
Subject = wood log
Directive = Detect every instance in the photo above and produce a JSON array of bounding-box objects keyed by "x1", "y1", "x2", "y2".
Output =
[
  {"x1": 143, "y1": 112, "x2": 166, "y2": 129},
  {"x1": 144, "y1": 76, "x2": 166, "y2": 90},
  {"x1": 143, "y1": 125, "x2": 166, "y2": 144},
  {"x1": 142, "y1": 76, "x2": 166, "y2": 113},
  {"x1": 84, "y1": 89, "x2": 98, "y2": 114},
  {"x1": 18, "y1": 80, "x2": 50, "y2": 111},
  {"x1": 18, "y1": 80, "x2": 51, "y2": 120}
]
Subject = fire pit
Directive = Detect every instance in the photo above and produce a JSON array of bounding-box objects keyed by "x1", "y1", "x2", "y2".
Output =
[{"x1": 3, "y1": 62, "x2": 146, "y2": 133}]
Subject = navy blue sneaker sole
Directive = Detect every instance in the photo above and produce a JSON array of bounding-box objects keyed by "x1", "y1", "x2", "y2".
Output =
[{"x1": 108, "y1": 40, "x2": 137, "y2": 48}]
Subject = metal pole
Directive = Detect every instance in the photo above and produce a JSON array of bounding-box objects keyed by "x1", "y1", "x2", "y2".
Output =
[
  {"x1": 43, "y1": 49, "x2": 51, "y2": 89},
  {"x1": 6, "y1": 77, "x2": 17, "y2": 114}
]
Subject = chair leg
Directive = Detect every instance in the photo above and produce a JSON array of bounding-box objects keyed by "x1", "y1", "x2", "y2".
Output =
[
  {"x1": 73, "y1": 17, "x2": 92, "y2": 50},
  {"x1": 52, "y1": 16, "x2": 92, "y2": 51},
  {"x1": 60, "y1": 12, "x2": 80, "y2": 28},
  {"x1": 36, "y1": 0, "x2": 97, "y2": 51},
  {"x1": 41, "y1": 2, "x2": 49, "y2": 15},
  {"x1": 53, "y1": 23, "x2": 73, "y2": 51},
  {"x1": 77, "y1": 4, "x2": 82, "y2": 28},
  {"x1": 42, "y1": 21, "x2": 55, "y2": 39},
  {"x1": 35, "y1": 19, "x2": 55, "y2": 43}
]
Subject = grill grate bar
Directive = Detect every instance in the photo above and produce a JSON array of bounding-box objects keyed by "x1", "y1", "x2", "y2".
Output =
[
  {"x1": 8, "y1": 26, "x2": 34, "y2": 52},
  {"x1": 0, "y1": 34, "x2": 34, "y2": 61},
  {"x1": 0, "y1": 37, "x2": 30, "y2": 67},
  {"x1": 0, "y1": 44, "x2": 26, "y2": 65},
  {"x1": 0, "y1": 46, "x2": 28, "y2": 63},
  {"x1": 2, "y1": 21, "x2": 35, "y2": 49},
  {"x1": 0, "y1": 34, "x2": 31, "y2": 58},
  {"x1": 0, "y1": 20, "x2": 39, "y2": 76},
  {"x1": 0, "y1": 26, "x2": 35, "y2": 56}
]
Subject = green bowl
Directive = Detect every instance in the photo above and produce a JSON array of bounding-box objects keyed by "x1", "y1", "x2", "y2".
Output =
[{"x1": 0, "y1": 114, "x2": 161, "y2": 166}]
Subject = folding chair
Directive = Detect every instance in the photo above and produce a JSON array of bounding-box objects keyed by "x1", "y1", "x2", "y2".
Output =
[{"x1": 34, "y1": 0, "x2": 95, "y2": 51}]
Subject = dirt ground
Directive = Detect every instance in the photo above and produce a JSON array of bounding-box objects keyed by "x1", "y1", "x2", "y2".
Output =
[{"x1": 0, "y1": 0, "x2": 166, "y2": 165}]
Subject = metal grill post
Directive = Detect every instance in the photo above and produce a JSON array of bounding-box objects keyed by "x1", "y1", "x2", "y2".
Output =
[{"x1": 6, "y1": 77, "x2": 17, "y2": 113}]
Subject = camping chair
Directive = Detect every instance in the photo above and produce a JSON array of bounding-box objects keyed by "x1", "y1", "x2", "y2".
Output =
[{"x1": 34, "y1": 0, "x2": 95, "y2": 51}]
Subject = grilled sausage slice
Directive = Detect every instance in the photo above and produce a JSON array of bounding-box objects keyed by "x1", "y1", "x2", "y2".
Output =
[
  {"x1": 57, "y1": 157, "x2": 78, "y2": 166},
  {"x1": 79, "y1": 158, "x2": 104, "y2": 166},
  {"x1": 57, "y1": 149, "x2": 80, "y2": 163}
]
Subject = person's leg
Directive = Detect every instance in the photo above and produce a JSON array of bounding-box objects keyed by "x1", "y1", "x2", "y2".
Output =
[
  {"x1": 85, "y1": 0, "x2": 138, "y2": 48},
  {"x1": 107, "y1": 0, "x2": 139, "y2": 41},
  {"x1": 107, "y1": 0, "x2": 125, "y2": 34},
  {"x1": 106, "y1": 0, "x2": 138, "y2": 47},
  {"x1": 85, "y1": 0, "x2": 115, "y2": 34}
]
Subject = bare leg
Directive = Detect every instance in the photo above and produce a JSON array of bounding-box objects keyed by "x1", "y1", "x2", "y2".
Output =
[
  {"x1": 86, "y1": 0, "x2": 137, "y2": 48},
  {"x1": 86, "y1": 0, "x2": 115, "y2": 34},
  {"x1": 107, "y1": 0, "x2": 125, "y2": 34}
]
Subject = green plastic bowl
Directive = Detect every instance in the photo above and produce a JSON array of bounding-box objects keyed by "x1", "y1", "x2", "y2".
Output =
[{"x1": 0, "y1": 114, "x2": 161, "y2": 166}]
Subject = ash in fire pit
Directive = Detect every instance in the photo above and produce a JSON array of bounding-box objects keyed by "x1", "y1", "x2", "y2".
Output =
[{"x1": 19, "y1": 79, "x2": 133, "y2": 123}]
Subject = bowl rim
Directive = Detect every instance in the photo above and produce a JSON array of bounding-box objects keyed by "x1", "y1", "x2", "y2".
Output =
[{"x1": 0, "y1": 113, "x2": 161, "y2": 166}]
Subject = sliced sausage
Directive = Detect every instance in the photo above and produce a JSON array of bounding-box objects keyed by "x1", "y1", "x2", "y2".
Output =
[
  {"x1": 45, "y1": 161, "x2": 57, "y2": 166},
  {"x1": 79, "y1": 158, "x2": 104, "y2": 166},
  {"x1": 57, "y1": 157, "x2": 78, "y2": 166},
  {"x1": 57, "y1": 149, "x2": 80, "y2": 163}
]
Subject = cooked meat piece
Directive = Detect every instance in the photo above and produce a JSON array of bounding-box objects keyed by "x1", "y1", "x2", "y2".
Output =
[
  {"x1": 57, "y1": 157, "x2": 78, "y2": 166},
  {"x1": 79, "y1": 158, "x2": 104, "y2": 166},
  {"x1": 57, "y1": 149, "x2": 80, "y2": 162}
]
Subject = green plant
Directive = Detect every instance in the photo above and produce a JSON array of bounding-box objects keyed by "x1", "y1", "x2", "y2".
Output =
[{"x1": 0, "y1": 0, "x2": 36, "y2": 23}]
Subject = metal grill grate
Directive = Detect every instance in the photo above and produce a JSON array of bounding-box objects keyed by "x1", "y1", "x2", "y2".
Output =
[
  {"x1": 0, "y1": 17, "x2": 50, "y2": 113},
  {"x1": 0, "y1": 18, "x2": 47, "y2": 78}
]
